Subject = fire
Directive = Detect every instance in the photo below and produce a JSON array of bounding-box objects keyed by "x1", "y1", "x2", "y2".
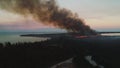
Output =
[{"x1": 75, "y1": 36, "x2": 88, "y2": 38}]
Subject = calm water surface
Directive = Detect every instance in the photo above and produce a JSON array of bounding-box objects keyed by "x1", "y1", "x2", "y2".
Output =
[
  {"x1": 0, "y1": 32, "x2": 48, "y2": 43},
  {"x1": 0, "y1": 32, "x2": 120, "y2": 43},
  {"x1": 101, "y1": 33, "x2": 120, "y2": 36}
]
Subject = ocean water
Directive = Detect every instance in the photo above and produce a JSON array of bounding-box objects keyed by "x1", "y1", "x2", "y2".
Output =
[
  {"x1": 101, "y1": 33, "x2": 120, "y2": 36},
  {"x1": 0, "y1": 32, "x2": 120, "y2": 43},
  {"x1": 0, "y1": 32, "x2": 48, "y2": 43}
]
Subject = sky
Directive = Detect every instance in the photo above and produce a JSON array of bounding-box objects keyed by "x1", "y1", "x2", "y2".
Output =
[{"x1": 0, "y1": 0, "x2": 120, "y2": 32}]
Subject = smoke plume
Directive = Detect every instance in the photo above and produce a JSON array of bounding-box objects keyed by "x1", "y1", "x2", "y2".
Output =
[{"x1": 0, "y1": 0, "x2": 96, "y2": 35}]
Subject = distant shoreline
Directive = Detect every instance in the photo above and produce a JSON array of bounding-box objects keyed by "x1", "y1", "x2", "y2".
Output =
[
  {"x1": 20, "y1": 33, "x2": 79, "y2": 38},
  {"x1": 20, "y1": 32, "x2": 120, "y2": 38}
]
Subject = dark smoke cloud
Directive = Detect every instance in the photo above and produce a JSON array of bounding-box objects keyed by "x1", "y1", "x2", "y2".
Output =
[{"x1": 0, "y1": 0, "x2": 96, "y2": 35}]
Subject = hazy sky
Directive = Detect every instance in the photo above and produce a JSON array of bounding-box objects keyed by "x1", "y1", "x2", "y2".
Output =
[{"x1": 0, "y1": 0, "x2": 120, "y2": 32}]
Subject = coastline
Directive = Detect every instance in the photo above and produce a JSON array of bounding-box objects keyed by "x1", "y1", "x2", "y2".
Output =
[{"x1": 0, "y1": 33, "x2": 119, "y2": 68}]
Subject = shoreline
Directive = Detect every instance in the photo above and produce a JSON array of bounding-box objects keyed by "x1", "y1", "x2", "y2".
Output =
[
  {"x1": 20, "y1": 33, "x2": 120, "y2": 39},
  {"x1": 0, "y1": 34, "x2": 120, "y2": 68}
]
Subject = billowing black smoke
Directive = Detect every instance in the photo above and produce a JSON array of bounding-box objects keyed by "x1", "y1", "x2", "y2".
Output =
[{"x1": 0, "y1": 0, "x2": 96, "y2": 35}]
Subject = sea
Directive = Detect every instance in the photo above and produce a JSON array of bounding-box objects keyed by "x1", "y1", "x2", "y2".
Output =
[
  {"x1": 0, "y1": 32, "x2": 120, "y2": 43},
  {"x1": 101, "y1": 33, "x2": 120, "y2": 36},
  {"x1": 0, "y1": 32, "x2": 49, "y2": 43}
]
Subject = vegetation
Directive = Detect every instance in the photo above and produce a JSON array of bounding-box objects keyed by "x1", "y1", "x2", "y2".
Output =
[{"x1": 0, "y1": 36, "x2": 120, "y2": 68}]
